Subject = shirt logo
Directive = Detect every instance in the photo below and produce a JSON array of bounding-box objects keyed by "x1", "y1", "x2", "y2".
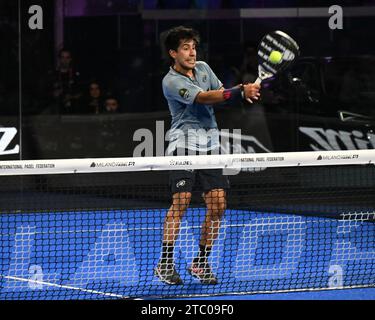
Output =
[
  {"x1": 179, "y1": 88, "x2": 190, "y2": 100},
  {"x1": 202, "y1": 75, "x2": 207, "y2": 82},
  {"x1": 176, "y1": 180, "x2": 186, "y2": 188}
]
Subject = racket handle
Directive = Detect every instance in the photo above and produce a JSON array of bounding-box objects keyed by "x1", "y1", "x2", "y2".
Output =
[{"x1": 243, "y1": 78, "x2": 261, "y2": 103}]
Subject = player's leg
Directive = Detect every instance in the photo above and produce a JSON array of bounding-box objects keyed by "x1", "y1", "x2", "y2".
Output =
[
  {"x1": 188, "y1": 169, "x2": 229, "y2": 284},
  {"x1": 201, "y1": 188, "x2": 226, "y2": 249},
  {"x1": 155, "y1": 170, "x2": 194, "y2": 285},
  {"x1": 161, "y1": 191, "x2": 192, "y2": 262},
  {"x1": 188, "y1": 188, "x2": 226, "y2": 285}
]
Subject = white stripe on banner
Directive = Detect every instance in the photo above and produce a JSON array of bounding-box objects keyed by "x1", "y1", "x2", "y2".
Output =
[{"x1": 0, "y1": 150, "x2": 374, "y2": 176}]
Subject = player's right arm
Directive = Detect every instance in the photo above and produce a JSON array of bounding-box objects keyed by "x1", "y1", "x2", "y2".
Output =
[
  {"x1": 163, "y1": 76, "x2": 260, "y2": 106},
  {"x1": 195, "y1": 83, "x2": 260, "y2": 105}
]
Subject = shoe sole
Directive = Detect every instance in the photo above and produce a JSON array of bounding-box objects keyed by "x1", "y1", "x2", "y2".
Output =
[
  {"x1": 187, "y1": 267, "x2": 218, "y2": 285},
  {"x1": 154, "y1": 267, "x2": 183, "y2": 285}
]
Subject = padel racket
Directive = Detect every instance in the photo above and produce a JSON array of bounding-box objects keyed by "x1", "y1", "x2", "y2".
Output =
[{"x1": 255, "y1": 30, "x2": 300, "y2": 85}]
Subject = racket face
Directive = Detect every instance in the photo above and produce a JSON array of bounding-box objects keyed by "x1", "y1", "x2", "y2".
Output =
[{"x1": 257, "y1": 30, "x2": 300, "y2": 80}]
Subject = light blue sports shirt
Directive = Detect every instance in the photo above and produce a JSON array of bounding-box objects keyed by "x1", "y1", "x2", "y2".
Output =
[{"x1": 162, "y1": 61, "x2": 223, "y2": 154}]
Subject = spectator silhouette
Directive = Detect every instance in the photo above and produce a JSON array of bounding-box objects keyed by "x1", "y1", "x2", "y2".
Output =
[
  {"x1": 48, "y1": 49, "x2": 82, "y2": 114},
  {"x1": 239, "y1": 42, "x2": 258, "y2": 84},
  {"x1": 103, "y1": 96, "x2": 120, "y2": 113},
  {"x1": 81, "y1": 81, "x2": 105, "y2": 114}
]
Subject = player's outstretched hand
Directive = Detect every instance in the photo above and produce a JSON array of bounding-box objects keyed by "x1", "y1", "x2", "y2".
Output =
[{"x1": 243, "y1": 83, "x2": 261, "y2": 103}]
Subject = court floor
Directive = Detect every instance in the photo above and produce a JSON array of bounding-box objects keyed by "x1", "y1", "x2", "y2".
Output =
[
  {"x1": 172, "y1": 287, "x2": 375, "y2": 300},
  {"x1": 1, "y1": 208, "x2": 374, "y2": 300}
]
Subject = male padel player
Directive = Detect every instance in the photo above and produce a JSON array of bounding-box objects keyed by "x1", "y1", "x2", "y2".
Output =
[{"x1": 155, "y1": 26, "x2": 261, "y2": 285}]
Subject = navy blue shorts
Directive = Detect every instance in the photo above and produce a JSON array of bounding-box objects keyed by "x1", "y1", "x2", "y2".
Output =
[{"x1": 169, "y1": 169, "x2": 230, "y2": 194}]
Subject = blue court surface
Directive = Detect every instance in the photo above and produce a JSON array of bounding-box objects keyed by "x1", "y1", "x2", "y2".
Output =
[
  {"x1": 172, "y1": 287, "x2": 375, "y2": 300},
  {"x1": 0, "y1": 208, "x2": 374, "y2": 300}
]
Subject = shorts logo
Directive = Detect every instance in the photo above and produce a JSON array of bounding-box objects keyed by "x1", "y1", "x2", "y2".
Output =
[
  {"x1": 179, "y1": 88, "x2": 190, "y2": 100},
  {"x1": 176, "y1": 180, "x2": 186, "y2": 188}
]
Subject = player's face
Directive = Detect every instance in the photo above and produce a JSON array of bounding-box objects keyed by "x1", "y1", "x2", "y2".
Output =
[{"x1": 172, "y1": 39, "x2": 197, "y2": 70}]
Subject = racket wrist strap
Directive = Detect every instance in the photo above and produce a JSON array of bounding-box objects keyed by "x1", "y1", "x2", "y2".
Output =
[{"x1": 223, "y1": 85, "x2": 244, "y2": 103}]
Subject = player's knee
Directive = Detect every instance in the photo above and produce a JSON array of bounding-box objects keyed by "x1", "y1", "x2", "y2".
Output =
[
  {"x1": 208, "y1": 197, "x2": 226, "y2": 219},
  {"x1": 217, "y1": 199, "x2": 227, "y2": 214},
  {"x1": 172, "y1": 192, "x2": 192, "y2": 212},
  {"x1": 214, "y1": 200, "x2": 226, "y2": 217},
  {"x1": 213, "y1": 203, "x2": 226, "y2": 219},
  {"x1": 205, "y1": 190, "x2": 226, "y2": 208}
]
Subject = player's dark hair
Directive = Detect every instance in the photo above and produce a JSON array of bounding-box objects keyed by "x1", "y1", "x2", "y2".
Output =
[{"x1": 164, "y1": 26, "x2": 200, "y2": 65}]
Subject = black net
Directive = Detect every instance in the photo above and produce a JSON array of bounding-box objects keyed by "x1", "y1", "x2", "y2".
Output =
[{"x1": 0, "y1": 162, "x2": 375, "y2": 299}]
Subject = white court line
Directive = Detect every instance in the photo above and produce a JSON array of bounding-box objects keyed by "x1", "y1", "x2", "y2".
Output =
[
  {"x1": 166, "y1": 283, "x2": 375, "y2": 300},
  {"x1": 1, "y1": 275, "x2": 127, "y2": 299}
]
